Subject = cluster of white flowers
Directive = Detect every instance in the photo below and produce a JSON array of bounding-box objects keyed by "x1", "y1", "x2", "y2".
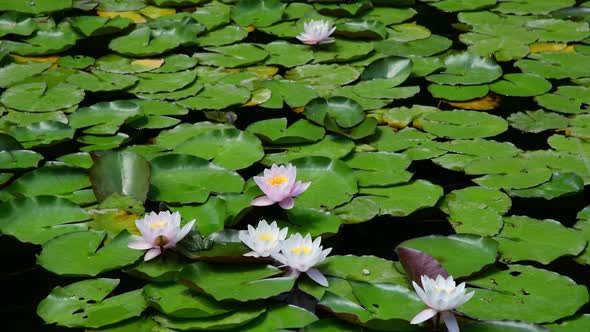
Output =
[
  {"x1": 126, "y1": 160, "x2": 473, "y2": 331},
  {"x1": 239, "y1": 220, "x2": 332, "y2": 287}
]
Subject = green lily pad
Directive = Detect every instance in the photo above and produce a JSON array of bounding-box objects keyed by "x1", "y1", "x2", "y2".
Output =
[
  {"x1": 89, "y1": 151, "x2": 150, "y2": 203},
  {"x1": 70, "y1": 15, "x2": 134, "y2": 37},
  {"x1": 374, "y1": 34, "x2": 452, "y2": 57},
  {"x1": 8, "y1": 166, "x2": 89, "y2": 196},
  {"x1": 313, "y1": 40, "x2": 374, "y2": 64},
  {"x1": 290, "y1": 156, "x2": 358, "y2": 210},
  {"x1": 231, "y1": 0, "x2": 285, "y2": 28},
  {"x1": 195, "y1": 44, "x2": 268, "y2": 68},
  {"x1": 38, "y1": 230, "x2": 143, "y2": 276},
  {"x1": 237, "y1": 304, "x2": 318, "y2": 331},
  {"x1": 418, "y1": 110, "x2": 508, "y2": 139},
  {"x1": 181, "y1": 262, "x2": 295, "y2": 301},
  {"x1": 143, "y1": 283, "x2": 233, "y2": 319},
  {"x1": 535, "y1": 86, "x2": 590, "y2": 114},
  {"x1": 331, "y1": 197, "x2": 379, "y2": 224},
  {"x1": 67, "y1": 70, "x2": 138, "y2": 92},
  {"x1": 178, "y1": 84, "x2": 250, "y2": 110},
  {"x1": 464, "y1": 321, "x2": 551, "y2": 332},
  {"x1": 508, "y1": 110, "x2": 568, "y2": 133},
  {"x1": 0, "y1": 12, "x2": 36, "y2": 37},
  {"x1": 304, "y1": 97, "x2": 365, "y2": 129},
  {"x1": 262, "y1": 135, "x2": 355, "y2": 165},
  {"x1": 174, "y1": 128, "x2": 263, "y2": 170},
  {"x1": 281, "y1": 207, "x2": 343, "y2": 237},
  {"x1": 109, "y1": 16, "x2": 203, "y2": 57},
  {"x1": 263, "y1": 41, "x2": 313, "y2": 68},
  {"x1": 37, "y1": 278, "x2": 147, "y2": 328},
  {"x1": 427, "y1": 52, "x2": 503, "y2": 85},
  {"x1": 173, "y1": 196, "x2": 226, "y2": 237},
  {"x1": 285, "y1": 64, "x2": 360, "y2": 89},
  {"x1": 148, "y1": 154, "x2": 244, "y2": 204},
  {"x1": 0, "y1": 195, "x2": 89, "y2": 244},
  {"x1": 399, "y1": 234, "x2": 498, "y2": 278},
  {"x1": 465, "y1": 157, "x2": 553, "y2": 189},
  {"x1": 197, "y1": 24, "x2": 248, "y2": 47},
  {"x1": 1, "y1": 82, "x2": 84, "y2": 112},
  {"x1": 2, "y1": 23, "x2": 78, "y2": 56},
  {"x1": 515, "y1": 52, "x2": 590, "y2": 79},
  {"x1": 8, "y1": 120, "x2": 74, "y2": 148},
  {"x1": 546, "y1": 314, "x2": 590, "y2": 331},
  {"x1": 97, "y1": 0, "x2": 147, "y2": 11},
  {"x1": 507, "y1": 172, "x2": 584, "y2": 199},
  {"x1": 360, "y1": 180, "x2": 443, "y2": 217},
  {"x1": 95, "y1": 54, "x2": 165, "y2": 74},
  {"x1": 246, "y1": 118, "x2": 324, "y2": 145},
  {"x1": 317, "y1": 255, "x2": 407, "y2": 285},
  {"x1": 131, "y1": 70, "x2": 196, "y2": 94},
  {"x1": 336, "y1": 20, "x2": 387, "y2": 40},
  {"x1": 441, "y1": 186, "x2": 511, "y2": 236},
  {"x1": 193, "y1": 1, "x2": 231, "y2": 30},
  {"x1": 494, "y1": 215, "x2": 586, "y2": 264},
  {"x1": 155, "y1": 307, "x2": 266, "y2": 331},
  {"x1": 430, "y1": 0, "x2": 497, "y2": 12},
  {"x1": 428, "y1": 84, "x2": 489, "y2": 101},
  {"x1": 344, "y1": 152, "x2": 412, "y2": 187},
  {"x1": 0, "y1": 150, "x2": 43, "y2": 170},
  {"x1": 0, "y1": 61, "x2": 53, "y2": 88},
  {"x1": 493, "y1": 0, "x2": 576, "y2": 15},
  {"x1": 462, "y1": 265, "x2": 588, "y2": 323}
]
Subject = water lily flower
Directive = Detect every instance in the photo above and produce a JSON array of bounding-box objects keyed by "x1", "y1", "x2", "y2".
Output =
[
  {"x1": 239, "y1": 219, "x2": 288, "y2": 258},
  {"x1": 296, "y1": 20, "x2": 336, "y2": 45},
  {"x1": 272, "y1": 233, "x2": 332, "y2": 287},
  {"x1": 411, "y1": 275, "x2": 475, "y2": 332},
  {"x1": 251, "y1": 163, "x2": 311, "y2": 210},
  {"x1": 128, "y1": 211, "x2": 195, "y2": 261}
]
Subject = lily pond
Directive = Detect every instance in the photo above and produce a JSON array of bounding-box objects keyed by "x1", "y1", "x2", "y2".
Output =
[{"x1": 2, "y1": 0, "x2": 590, "y2": 331}]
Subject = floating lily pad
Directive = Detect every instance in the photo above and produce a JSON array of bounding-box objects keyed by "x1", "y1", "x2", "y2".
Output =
[
  {"x1": 508, "y1": 110, "x2": 568, "y2": 133},
  {"x1": 290, "y1": 156, "x2": 358, "y2": 209},
  {"x1": 149, "y1": 154, "x2": 244, "y2": 204},
  {"x1": 1, "y1": 82, "x2": 84, "y2": 113},
  {"x1": 231, "y1": 0, "x2": 285, "y2": 28},
  {"x1": 535, "y1": 86, "x2": 590, "y2": 114},
  {"x1": 174, "y1": 128, "x2": 264, "y2": 170},
  {"x1": 177, "y1": 84, "x2": 250, "y2": 110},
  {"x1": 462, "y1": 265, "x2": 588, "y2": 323},
  {"x1": 490, "y1": 73, "x2": 551, "y2": 97},
  {"x1": 360, "y1": 180, "x2": 443, "y2": 217},
  {"x1": 89, "y1": 151, "x2": 150, "y2": 203},
  {"x1": 399, "y1": 234, "x2": 498, "y2": 278},
  {"x1": 195, "y1": 44, "x2": 268, "y2": 68},
  {"x1": 181, "y1": 262, "x2": 295, "y2": 301},
  {"x1": 38, "y1": 230, "x2": 143, "y2": 276},
  {"x1": 67, "y1": 70, "x2": 138, "y2": 92},
  {"x1": 427, "y1": 52, "x2": 503, "y2": 85},
  {"x1": 37, "y1": 278, "x2": 147, "y2": 328},
  {"x1": 0, "y1": 61, "x2": 53, "y2": 88},
  {"x1": 494, "y1": 215, "x2": 586, "y2": 264},
  {"x1": 418, "y1": 110, "x2": 508, "y2": 139},
  {"x1": 0, "y1": 196, "x2": 90, "y2": 244}
]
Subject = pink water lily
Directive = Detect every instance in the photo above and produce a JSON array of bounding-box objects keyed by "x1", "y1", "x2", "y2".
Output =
[
  {"x1": 251, "y1": 163, "x2": 311, "y2": 209},
  {"x1": 128, "y1": 211, "x2": 195, "y2": 261},
  {"x1": 296, "y1": 20, "x2": 336, "y2": 45}
]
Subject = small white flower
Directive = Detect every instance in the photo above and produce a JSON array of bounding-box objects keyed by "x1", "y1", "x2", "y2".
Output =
[
  {"x1": 128, "y1": 211, "x2": 195, "y2": 261},
  {"x1": 272, "y1": 233, "x2": 332, "y2": 287},
  {"x1": 411, "y1": 275, "x2": 475, "y2": 332},
  {"x1": 296, "y1": 20, "x2": 336, "y2": 45},
  {"x1": 239, "y1": 219, "x2": 288, "y2": 258},
  {"x1": 251, "y1": 163, "x2": 311, "y2": 210}
]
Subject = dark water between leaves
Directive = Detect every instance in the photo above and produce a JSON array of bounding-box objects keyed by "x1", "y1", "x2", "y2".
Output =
[{"x1": 2, "y1": 2, "x2": 590, "y2": 331}]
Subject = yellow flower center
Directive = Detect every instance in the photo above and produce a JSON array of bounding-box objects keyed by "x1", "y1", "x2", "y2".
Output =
[
  {"x1": 291, "y1": 246, "x2": 312, "y2": 255},
  {"x1": 434, "y1": 287, "x2": 451, "y2": 294},
  {"x1": 268, "y1": 175, "x2": 288, "y2": 186},
  {"x1": 258, "y1": 233, "x2": 275, "y2": 242},
  {"x1": 150, "y1": 220, "x2": 167, "y2": 229}
]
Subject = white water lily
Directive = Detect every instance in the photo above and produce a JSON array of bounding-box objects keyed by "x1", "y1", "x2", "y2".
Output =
[
  {"x1": 251, "y1": 163, "x2": 311, "y2": 210},
  {"x1": 296, "y1": 20, "x2": 336, "y2": 45},
  {"x1": 128, "y1": 211, "x2": 195, "y2": 261},
  {"x1": 411, "y1": 275, "x2": 475, "y2": 332},
  {"x1": 239, "y1": 219, "x2": 288, "y2": 258},
  {"x1": 272, "y1": 233, "x2": 332, "y2": 287}
]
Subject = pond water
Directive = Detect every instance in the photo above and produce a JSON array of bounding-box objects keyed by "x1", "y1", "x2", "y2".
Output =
[{"x1": 1, "y1": 0, "x2": 590, "y2": 331}]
